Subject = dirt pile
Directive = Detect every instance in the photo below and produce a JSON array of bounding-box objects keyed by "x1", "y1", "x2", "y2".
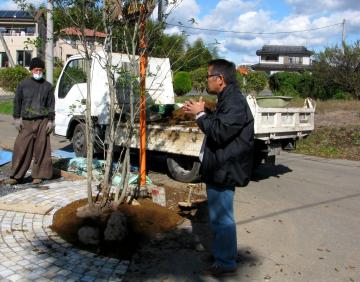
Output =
[
  {"x1": 164, "y1": 100, "x2": 216, "y2": 125},
  {"x1": 51, "y1": 198, "x2": 184, "y2": 260}
]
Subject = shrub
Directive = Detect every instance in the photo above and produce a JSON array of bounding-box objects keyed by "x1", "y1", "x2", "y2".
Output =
[
  {"x1": 173, "y1": 71, "x2": 192, "y2": 96},
  {"x1": 53, "y1": 66, "x2": 63, "y2": 87},
  {"x1": 245, "y1": 71, "x2": 268, "y2": 93},
  {"x1": 269, "y1": 72, "x2": 301, "y2": 97},
  {"x1": 0, "y1": 66, "x2": 29, "y2": 92},
  {"x1": 190, "y1": 67, "x2": 207, "y2": 93},
  {"x1": 237, "y1": 71, "x2": 268, "y2": 94},
  {"x1": 333, "y1": 91, "x2": 353, "y2": 100}
]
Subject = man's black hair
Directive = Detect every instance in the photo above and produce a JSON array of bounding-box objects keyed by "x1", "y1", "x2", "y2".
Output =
[{"x1": 208, "y1": 59, "x2": 237, "y2": 85}]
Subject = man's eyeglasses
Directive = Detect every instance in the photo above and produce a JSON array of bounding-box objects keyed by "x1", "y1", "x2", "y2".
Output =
[{"x1": 206, "y1": 73, "x2": 221, "y2": 79}]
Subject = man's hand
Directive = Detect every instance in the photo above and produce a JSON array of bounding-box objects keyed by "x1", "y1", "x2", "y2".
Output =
[
  {"x1": 14, "y1": 118, "x2": 22, "y2": 132},
  {"x1": 46, "y1": 121, "x2": 55, "y2": 134},
  {"x1": 183, "y1": 97, "x2": 205, "y2": 115}
]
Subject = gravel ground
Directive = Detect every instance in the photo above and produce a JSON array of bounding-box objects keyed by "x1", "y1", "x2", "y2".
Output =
[
  {"x1": 0, "y1": 162, "x2": 66, "y2": 197},
  {"x1": 0, "y1": 163, "x2": 30, "y2": 196}
]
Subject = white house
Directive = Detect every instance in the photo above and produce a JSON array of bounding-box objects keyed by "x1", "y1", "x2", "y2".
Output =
[
  {"x1": 252, "y1": 45, "x2": 313, "y2": 75},
  {"x1": 0, "y1": 10, "x2": 44, "y2": 68}
]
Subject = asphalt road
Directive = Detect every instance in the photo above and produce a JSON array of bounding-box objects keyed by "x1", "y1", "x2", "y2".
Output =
[
  {"x1": 0, "y1": 113, "x2": 70, "y2": 151},
  {"x1": 1, "y1": 113, "x2": 359, "y2": 281}
]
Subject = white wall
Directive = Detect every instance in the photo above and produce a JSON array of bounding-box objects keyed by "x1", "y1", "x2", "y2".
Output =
[
  {"x1": 303, "y1": 57, "x2": 311, "y2": 65},
  {"x1": 0, "y1": 35, "x2": 38, "y2": 66}
]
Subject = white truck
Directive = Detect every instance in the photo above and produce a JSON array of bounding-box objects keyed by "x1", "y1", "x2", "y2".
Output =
[{"x1": 54, "y1": 53, "x2": 315, "y2": 182}]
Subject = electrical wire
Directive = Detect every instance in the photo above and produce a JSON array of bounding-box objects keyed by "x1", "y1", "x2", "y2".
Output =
[{"x1": 165, "y1": 22, "x2": 343, "y2": 35}]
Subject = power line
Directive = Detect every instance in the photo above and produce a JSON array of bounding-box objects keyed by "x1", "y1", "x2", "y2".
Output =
[{"x1": 165, "y1": 22, "x2": 343, "y2": 35}]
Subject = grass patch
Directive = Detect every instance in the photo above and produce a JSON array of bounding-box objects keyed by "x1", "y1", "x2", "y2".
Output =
[
  {"x1": 295, "y1": 125, "x2": 360, "y2": 161},
  {"x1": 0, "y1": 100, "x2": 13, "y2": 115},
  {"x1": 314, "y1": 99, "x2": 360, "y2": 114}
]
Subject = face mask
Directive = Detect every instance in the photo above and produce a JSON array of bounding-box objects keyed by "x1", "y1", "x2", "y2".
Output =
[{"x1": 33, "y1": 72, "x2": 43, "y2": 80}]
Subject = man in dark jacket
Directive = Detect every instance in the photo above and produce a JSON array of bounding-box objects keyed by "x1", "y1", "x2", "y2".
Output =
[
  {"x1": 5, "y1": 57, "x2": 55, "y2": 185},
  {"x1": 183, "y1": 59, "x2": 254, "y2": 276}
]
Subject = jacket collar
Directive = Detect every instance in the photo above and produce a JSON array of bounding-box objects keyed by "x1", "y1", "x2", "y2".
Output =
[{"x1": 217, "y1": 83, "x2": 236, "y2": 102}]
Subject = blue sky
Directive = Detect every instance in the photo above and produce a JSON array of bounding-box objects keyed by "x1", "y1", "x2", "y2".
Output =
[
  {"x1": 1, "y1": 0, "x2": 360, "y2": 65},
  {"x1": 164, "y1": 0, "x2": 360, "y2": 64}
]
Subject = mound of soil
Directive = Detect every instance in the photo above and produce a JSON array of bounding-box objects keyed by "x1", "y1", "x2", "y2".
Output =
[
  {"x1": 51, "y1": 198, "x2": 184, "y2": 260},
  {"x1": 163, "y1": 100, "x2": 216, "y2": 125}
]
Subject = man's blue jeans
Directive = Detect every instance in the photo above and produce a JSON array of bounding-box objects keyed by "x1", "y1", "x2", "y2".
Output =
[{"x1": 206, "y1": 184, "x2": 237, "y2": 269}]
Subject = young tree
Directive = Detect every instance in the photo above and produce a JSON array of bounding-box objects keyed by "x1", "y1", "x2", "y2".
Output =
[
  {"x1": 190, "y1": 66, "x2": 207, "y2": 93},
  {"x1": 313, "y1": 41, "x2": 360, "y2": 99},
  {"x1": 15, "y1": 0, "x2": 224, "y2": 215}
]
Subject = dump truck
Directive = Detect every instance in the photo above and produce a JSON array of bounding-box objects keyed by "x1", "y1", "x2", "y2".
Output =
[{"x1": 54, "y1": 53, "x2": 315, "y2": 182}]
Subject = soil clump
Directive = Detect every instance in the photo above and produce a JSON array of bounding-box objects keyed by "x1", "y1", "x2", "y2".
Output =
[{"x1": 51, "y1": 197, "x2": 184, "y2": 260}]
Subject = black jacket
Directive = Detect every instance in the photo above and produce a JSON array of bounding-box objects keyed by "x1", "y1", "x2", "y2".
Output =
[
  {"x1": 13, "y1": 77, "x2": 54, "y2": 120},
  {"x1": 197, "y1": 83, "x2": 254, "y2": 187}
]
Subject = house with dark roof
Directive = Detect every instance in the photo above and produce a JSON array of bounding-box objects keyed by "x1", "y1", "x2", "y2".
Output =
[
  {"x1": 0, "y1": 10, "x2": 45, "y2": 68},
  {"x1": 252, "y1": 45, "x2": 313, "y2": 75}
]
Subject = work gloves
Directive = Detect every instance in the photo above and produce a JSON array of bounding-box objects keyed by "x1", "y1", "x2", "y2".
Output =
[
  {"x1": 46, "y1": 121, "x2": 55, "y2": 134},
  {"x1": 14, "y1": 119, "x2": 55, "y2": 134},
  {"x1": 14, "y1": 118, "x2": 23, "y2": 132}
]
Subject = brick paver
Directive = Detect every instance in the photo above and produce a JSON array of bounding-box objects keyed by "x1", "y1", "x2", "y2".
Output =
[{"x1": 0, "y1": 180, "x2": 129, "y2": 281}]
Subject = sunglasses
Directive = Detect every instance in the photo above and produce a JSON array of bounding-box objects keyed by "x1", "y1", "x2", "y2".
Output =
[{"x1": 206, "y1": 73, "x2": 221, "y2": 79}]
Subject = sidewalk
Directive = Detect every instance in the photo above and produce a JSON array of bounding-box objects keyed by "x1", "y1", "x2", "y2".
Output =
[{"x1": 0, "y1": 180, "x2": 129, "y2": 281}]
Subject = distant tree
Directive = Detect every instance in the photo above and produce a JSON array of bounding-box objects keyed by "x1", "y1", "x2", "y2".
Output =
[
  {"x1": 312, "y1": 41, "x2": 360, "y2": 99},
  {"x1": 53, "y1": 5, "x2": 104, "y2": 37},
  {"x1": 190, "y1": 67, "x2": 207, "y2": 93},
  {"x1": 182, "y1": 39, "x2": 215, "y2": 71},
  {"x1": 174, "y1": 71, "x2": 192, "y2": 96},
  {"x1": 147, "y1": 21, "x2": 187, "y2": 71},
  {"x1": 269, "y1": 72, "x2": 301, "y2": 96},
  {"x1": 295, "y1": 71, "x2": 329, "y2": 99}
]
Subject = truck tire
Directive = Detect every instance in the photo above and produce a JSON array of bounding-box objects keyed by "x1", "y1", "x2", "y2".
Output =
[
  {"x1": 72, "y1": 123, "x2": 87, "y2": 157},
  {"x1": 166, "y1": 155, "x2": 201, "y2": 183}
]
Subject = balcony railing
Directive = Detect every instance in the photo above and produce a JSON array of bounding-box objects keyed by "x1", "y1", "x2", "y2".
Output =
[
  {"x1": 0, "y1": 32, "x2": 36, "y2": 36},
  {"x1": 0, "y1": 27, "x2": 37, "y2": 36}
]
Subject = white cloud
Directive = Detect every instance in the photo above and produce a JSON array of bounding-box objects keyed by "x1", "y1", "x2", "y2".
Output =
[{"x1": 165, "y1": 0, "x2": 200, "y2": 25}]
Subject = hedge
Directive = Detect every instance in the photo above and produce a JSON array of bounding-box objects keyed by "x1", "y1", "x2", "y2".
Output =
[{"x1": 0, "y1": 66, "x2": 29, "y2": 92}]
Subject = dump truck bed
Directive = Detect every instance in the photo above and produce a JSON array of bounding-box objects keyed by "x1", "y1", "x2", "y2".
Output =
[{"x1": 114, "y1": 97, "x2": 315, "y2": 157}]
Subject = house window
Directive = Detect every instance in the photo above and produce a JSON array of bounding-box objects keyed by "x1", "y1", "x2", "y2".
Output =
[
  {"x1": 262, "y1": 55, "x2": 279, "y2": 62},
  {"x1": 16, "y1": 50, "x2": 32, "y2": 67},
  {"x1": 0, "y1": 52, "x2": 9, "y2": 67},
  {"x1": 289, "y1": 57, "x2": 302, "y2": 64}
]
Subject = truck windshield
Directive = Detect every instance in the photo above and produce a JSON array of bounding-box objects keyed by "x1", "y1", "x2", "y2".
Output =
[{"x1": 58, "y1": 58, "x2": 88, "y2": 98}]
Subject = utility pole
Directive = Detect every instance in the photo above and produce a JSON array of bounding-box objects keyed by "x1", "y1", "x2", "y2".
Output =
[
  {"x1": 46, "y1": 0, "x2": 54, "y2": 84},
  {"x1": 341, "y1": 19, "x2": 346, "y2": 54}
]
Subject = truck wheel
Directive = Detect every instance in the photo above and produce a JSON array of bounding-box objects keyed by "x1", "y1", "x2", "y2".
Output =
[
  {"x1": 166, "y1": 155, "x2": 201, "y2": 183},
  {"x1": 252, "y1": 151, "x2": 265, "y2": 170},
  {"x1": 72, "y1": 123, "x2": 87, "y2": 157}
]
